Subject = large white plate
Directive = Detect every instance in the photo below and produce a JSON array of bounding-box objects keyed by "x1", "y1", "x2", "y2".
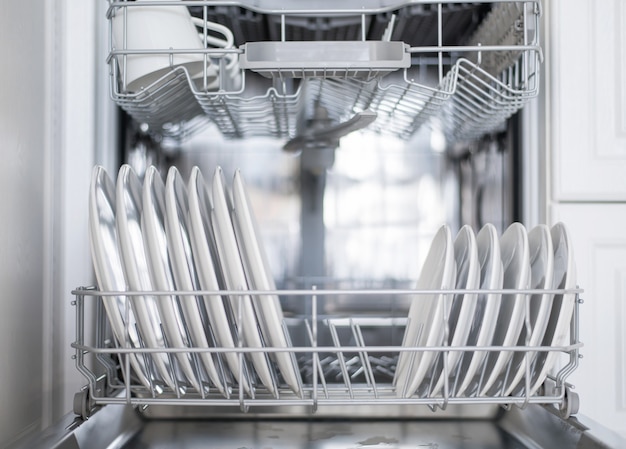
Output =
[
  {"x1": 503, "y1": 224, "x2": 555, "y2": 395},
  {"x1": 394, "y1": 224, "x2": 456, "y2": 398},
  {"x1": 231, "y1": 169, "x2": 302, "y2": 395},
  {"x1": 430, "y1": 225, "x2": 480, "y2": 397},
  {"x1": 479, "y1": 222, "x2": 530, "y2": 396},
  {"x1": 454, "y1": 223, "x2": 504, "y2": 397},
  {"x1": 526, "y1": 222, "x2": 577, "y2": 396},
  {"x1": 187, "y1": 166, "x2": 252, "y2": 395},
  {"x1": 116, "y1": 164, "x2": 177, "y2": 392},
  {"x1": 142, "y1": 166, "x2": 203, "y2": 393},
  {"x1": 164, "y1": 166, "x2": 228, "y2": 397},
  {"x1": 211, "y1": 166, "x2": 277, "y2": 397},
  {"x1": 88, "y1": 165, "x2": 152, "y2": 390}
]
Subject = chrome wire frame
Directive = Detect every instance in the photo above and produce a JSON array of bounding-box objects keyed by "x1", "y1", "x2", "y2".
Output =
[
  {"x1": 72, "y1": 285, "x2": 582, "y2": 415},
  {"x1": 106, "y1": 0, "x2": 542, "y2": 142}
]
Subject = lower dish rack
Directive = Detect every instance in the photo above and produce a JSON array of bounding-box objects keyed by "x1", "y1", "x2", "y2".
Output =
[{"x1": 71, "y1": 285, "x2": 582, "y2": 420}]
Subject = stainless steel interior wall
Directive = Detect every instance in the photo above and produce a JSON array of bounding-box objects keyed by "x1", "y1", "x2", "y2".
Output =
[
  {"x1": 0, "y1": 2, "x2": 101, "y2": 446},
  {"x1": 0, "y1": 2, "x2": 47, "y2": 445}
]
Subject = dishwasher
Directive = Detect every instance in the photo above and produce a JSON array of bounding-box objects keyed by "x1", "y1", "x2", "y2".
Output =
[{"x1": 7, "y1": 1, "x2": 626, "y2": 448}]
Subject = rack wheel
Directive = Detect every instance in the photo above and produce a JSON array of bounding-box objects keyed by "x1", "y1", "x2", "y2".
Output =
[
  {"x1": 73, "y1": 389, "x2": 92, "y2": 420},
  {"x1": 559, "y1": 386, "x2": 580, "y2": 419}
]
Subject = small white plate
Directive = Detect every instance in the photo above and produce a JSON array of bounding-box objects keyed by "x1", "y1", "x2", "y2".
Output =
[
  {"x1": 187, "y1": 166, "x2": 252, "y2": 395},
  {"x1": 502, "y1": 224, "x2": 554, "y2": 395},
  {"x1": 165, "y1": 167, "x2": 228, "y2": 397},
  {"x1": 231, "y1": 169, "x2": 302, "y2": 395},
  {"x1": 394, "y1": 224, "x2": 456, "y2": 398},
  {"x1": 89, "y1": 165, "x2": 152, "y2": 390},
  {"x1": 142, "y1": 166, "x2": 203, "y2": 393},
  {"x1": 211, "y1": 166, "x2": 277, "y2": 397},
  {"x1": 479, "y1": 222, "x2": 531, "y2": 396},
  {"x1": 430, "y1": 225, "x2": 480, "y2": 397},
  {"x1": 116, "y1": 164, "x2": 178, "y2": 393},
  {"x1": 526, "y1": 222, "x2": 577, "y2": 396},
  {"x1": 454, "y1": 223, "x2": 504, "y2": 397}
]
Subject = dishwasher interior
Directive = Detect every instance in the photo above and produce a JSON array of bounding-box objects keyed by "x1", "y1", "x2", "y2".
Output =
[{"x1": 13, "y1": 1, "x2": 626, "y2": 448}]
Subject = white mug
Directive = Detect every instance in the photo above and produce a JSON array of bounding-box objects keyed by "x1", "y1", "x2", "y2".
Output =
[
  {"x1": 190, "y1": 17, "x2": 242, "y2": 91},
  {"x1": 112, "y1": 2, "x2": 217, "y2": 92}
]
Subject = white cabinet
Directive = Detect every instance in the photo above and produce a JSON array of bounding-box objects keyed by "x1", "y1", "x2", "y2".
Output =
[
  {"x1": 551, "y1": 204, "x2": 626, "y2": 438},
  {"x1": 550, "y1": 0, "x2": 626, "y2": 201},
  {"x1": 547, "y1": 0, "x2": 626, "y2": 439}
]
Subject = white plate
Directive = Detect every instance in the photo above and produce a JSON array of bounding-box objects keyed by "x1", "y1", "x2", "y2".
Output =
[
  {"x1": 142, "y1": 166, "x2": 203, "y2": 393},
  {"x1": 454, "y1": 223, "x2": 504, "y2": 397},
  {"x1": 479, "y1": 222, "x2": 531, "y2": 396},
  {"x1": 502, "y1": 224, "x2": 554, "y2": 395},
  {"x1": 187, "y1": 166, "x2": 252, "y2": 395},
  {"x1": 430, "y1": 225, "x2": 480, "y2": 397},
  {"x1": 211, "y1": 166, "x2": 277, "y2": 397},
  {"x1": 394, "y1": 224, "x2": 456, "y2": 398},
  {"x1": 165, "y1": 167, "x2": 228, "y2": 397},
  {"x1": 526, "y1": 222, "x2": 577, "y2": 395},
  {"x1": 88, "y1": 165, "x2": 152, "y2": 390},
  {"x1": 116, "y1": 164, "x2": 178, "y2": 392},
  {"x1": 231, "y1": 169, "x2": 302, "y2": 395}
]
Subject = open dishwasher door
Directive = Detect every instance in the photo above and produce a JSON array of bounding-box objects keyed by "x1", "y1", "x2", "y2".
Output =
[{"x1": 11, "y1": 401, "x2": 626, "y2": 449}]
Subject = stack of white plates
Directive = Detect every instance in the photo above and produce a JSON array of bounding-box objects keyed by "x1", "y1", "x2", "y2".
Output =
[
  {"x1": 393, "y1": 222, "x2": 577, "y2": 398},
  {"x1": 89, "y1": 164, "x2": 301, "y2": 397},
  {"x1": 89, "y1": 164, "x2": 576, "y2": 400}
]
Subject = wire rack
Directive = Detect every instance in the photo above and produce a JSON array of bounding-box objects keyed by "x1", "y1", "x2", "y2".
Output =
[
  {"x1": 71, "y1": 285, "x2": 582, "y2": 419},
  {"x1": 106, "y1": 0, "x2": 542, "y2": 142}
]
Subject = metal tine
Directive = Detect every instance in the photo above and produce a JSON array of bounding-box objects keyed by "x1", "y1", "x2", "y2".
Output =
[
  {"x1": 281, "y1": 319, "x2": 304, "y2": 399},
  {"x1": 496, "y1": 350, "x2": 516, "y2": 397},
  {"x1": 108, "y1": 294, "x2": 135, "y2": 399},
  {"x1": 121, "y1": 292, "x2": 152, "y2": 396},
  {"x1": 459, "y1": 62, "x2": 526, "y2": 101},
  {"x1": 253, "y1": 304, "x2": 281, "y2": 400},
  {"x1": 450, "y1": 350, "x2": 466, "y2": 397},
  {"x1": 351, "y1": 321, "x2": 378, "y2": 398},
  {"x1": 439, "y1": 291, "x2": 453, "y2": 407},
  {"x1": 492, "y1": 296, "x2": 535, "y2": 400},
  {"x1": 190, "y1": 342, "x2": 209, "y2": 399},
  {"x1": 553, "y1": 291, "x2": 581, "y2": 390},
  {"x1": 217, "y1": 285, "x2": 253, "y2": 397},
  {"x1": 454, "y1": 76, "x2": 515, "y2": 113},
  {"x1": 115, "y1": 69, "x2": 190, "y2": 104},
  {"x1": 519, "y1": 290, "x2": 534, "y2": 404},
  {"x1": 398, "y1": 320, "x2": 424, "y2": 398},
  {"x1": 310, "y1": 285, "x2": 320, "y2": 409},
  {"x1": 176, "y1": 293, "x2": 210, "y2": 398},
  {"x1": 327, "y1": 321, "x2": 354, "y2": 399},
  {"x1": 347, "y1": 322, "x2": 370, "y2": 382},
  {"x1": 204, "y1": 316, "x2": 231, "y2": 400},
  {"x1": 232, "y1": 292, "x2": 254, "y2": 404},
  {"x1": 133, "y1": 322, "x2": 162, "y2": 398},
  {"x1": 474, "y1": 348, "x2": 493, "y2": 398},
  {"x1": 159, "y1": 322, "x2": 184, "y2": 398},
  {"x1": 94, "y1": 292, "x2": 119, "y2": 389},
  {"x1": 74, "y1": 289, "x2": 102, "y2": 399},
  {"x1": 304, "y1": 319, "x2": 328, "y2": 400},
  {"x1": 424, "y1": 351, "x2": 440, "y2": 399}
]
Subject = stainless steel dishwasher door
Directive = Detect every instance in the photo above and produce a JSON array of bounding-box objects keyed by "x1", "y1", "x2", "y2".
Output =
[{"x1": 11, "y1": 402, "x2": 626, "y2": 449}]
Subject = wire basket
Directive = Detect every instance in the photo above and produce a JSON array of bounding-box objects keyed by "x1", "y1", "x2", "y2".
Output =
[
  {"x1": 106, "y1": 0, "x2": 542, "y2": 142},
  {"x1": 71, "y1": 285, "x2": 581, "y2": 419}
]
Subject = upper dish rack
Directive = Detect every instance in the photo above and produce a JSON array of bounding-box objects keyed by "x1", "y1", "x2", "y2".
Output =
[
  {"x1": 106, "y1": 0, "x2": 542, "y2": 143},
  {"x1": 71, "y1": 285, "x2": 582, "y2": 420}
]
